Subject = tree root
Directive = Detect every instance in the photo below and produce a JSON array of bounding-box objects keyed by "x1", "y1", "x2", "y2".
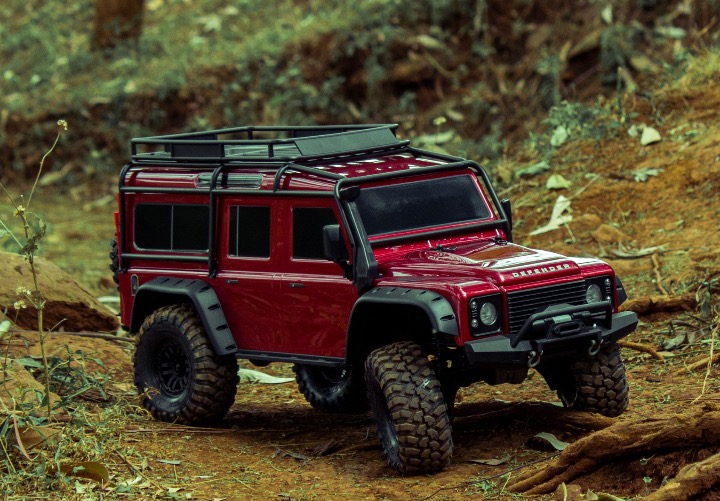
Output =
[
  {"x1": 621, "y1": 293, "x2": 696, "y2": 315},
  {"x1": 643, "y1": 451, "x2": 720, "y2": 500},
  {"x1": 508, "y1": 403, "x2": 720, "y2": 495}
]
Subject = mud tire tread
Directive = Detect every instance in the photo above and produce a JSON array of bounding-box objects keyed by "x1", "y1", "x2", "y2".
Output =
[
  {"x1": 365, "y1": 341, "x2": 453, "y2": 474},
  {"x1": 570, "y1": 342, "x2": 629, "y2": 417},
  {"x1": 134, "y1": 304, "x2": 238, "y2": 425}
]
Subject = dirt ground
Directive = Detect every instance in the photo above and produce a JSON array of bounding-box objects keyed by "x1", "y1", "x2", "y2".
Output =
[{"x1": 2, "y1": 85, "x2": 719, "y2": 500}]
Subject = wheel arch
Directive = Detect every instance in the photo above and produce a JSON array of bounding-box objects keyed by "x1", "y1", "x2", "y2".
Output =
[
  {"x1": 130, "y1": 277, "x2": 238, "y2": 356},
  {"x1": 345, "y1": 287, "x2": 458, "y2": 364}
]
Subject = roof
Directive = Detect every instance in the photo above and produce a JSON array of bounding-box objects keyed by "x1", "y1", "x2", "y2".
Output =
[
  {"x1": 125, "y1": 124, "x2": 455, "y2": 193},
  {"x1": 131, "y1": 124, "x2": 406, "y2": 164}
]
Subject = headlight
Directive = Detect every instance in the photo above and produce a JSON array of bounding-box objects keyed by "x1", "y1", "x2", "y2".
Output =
[
  {"x1": 469, "y1": 295, "x2": 502, "y2": 337},
  {"x1": 585, "y1": 283, "x2": 603, "y2": 303},
  {"x1": 479, "y1": 302, "x2": 498, "y2": 325}
]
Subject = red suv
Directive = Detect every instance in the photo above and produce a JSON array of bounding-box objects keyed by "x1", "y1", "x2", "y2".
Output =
[{"x1": 112, "y1": 124, "x2": 637, "y2": 474}]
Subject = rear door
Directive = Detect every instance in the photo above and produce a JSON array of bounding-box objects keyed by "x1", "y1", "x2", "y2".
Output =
[{"x1": 215, "y1": 199, "x2": 281, "y2": 352}]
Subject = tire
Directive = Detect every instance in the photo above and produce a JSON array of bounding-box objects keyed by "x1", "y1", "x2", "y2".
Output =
[
  {"x1": 134, "y1": 304, "x2": 239, "y2": 425},
  {"x1": 559, "y1": 342, "x2": 629, "y2": 417},
  {"x1": 293, "y1": 364, "x2": 368, "y2": 413},
  {"x1": 109, "y1": 238, "x2": 119, "y2": 288},
  {"x1": 365, "y1": 341, "x2": 453, "y2": 474}
]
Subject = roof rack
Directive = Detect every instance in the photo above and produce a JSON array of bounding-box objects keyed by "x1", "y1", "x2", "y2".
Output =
[{"x1": 131, "y1": 124, "x2": 408, "y2": 164}]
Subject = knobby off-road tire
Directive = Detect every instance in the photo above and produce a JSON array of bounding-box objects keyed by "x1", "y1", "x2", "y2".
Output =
[
  {"x1": 561, "y1": 342, "x2": 629, "y2": 417},
  {"x1": 134, "y1": 304, "x2": 239, "y2": 425},
  {"x1": 365, "y1": 341, "x2": 453, "y2": 474},
  {"x1": 293, "y1": 364, "x2": 368, "y2": 413},
  {"x1": 109, "y1": 238, "x2": 119, "y2": 288}
]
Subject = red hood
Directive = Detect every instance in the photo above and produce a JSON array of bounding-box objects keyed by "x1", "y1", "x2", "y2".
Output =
[{"x1": 378, "y1": 241, "x2": 582, "y2": 287}]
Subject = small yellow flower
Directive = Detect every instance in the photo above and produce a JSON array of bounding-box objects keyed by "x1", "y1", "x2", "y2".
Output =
[
  {"x1": 57, "y1": 119, "x2": 68, "y2": 130},
  {"x1": 13, "y1": 300, "x2": 27, "y2": 310},
  {"x1": 15, "y1": 204, "x2": 25, "y2": 216}
]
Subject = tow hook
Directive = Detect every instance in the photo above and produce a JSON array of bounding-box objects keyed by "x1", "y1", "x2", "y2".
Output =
[
  {"x1": 588, "y1": 339, "x2": 602, "y2": 356},
  {"x1": 527, "y1": 349, "x2": 543, "y2": 368}
]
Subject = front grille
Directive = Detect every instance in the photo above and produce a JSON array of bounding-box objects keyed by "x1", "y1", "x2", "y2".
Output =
[{"x1": 507, "y1": 281, "x2": 586, "y2": 336}]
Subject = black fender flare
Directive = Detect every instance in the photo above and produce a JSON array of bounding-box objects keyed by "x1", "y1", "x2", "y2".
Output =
[
  {"x1": 130, "y1": 277, "x2": 237, "y2": 356},
  {"x1": 347, "y1": 286, "x2": 459, "y2": 340}
]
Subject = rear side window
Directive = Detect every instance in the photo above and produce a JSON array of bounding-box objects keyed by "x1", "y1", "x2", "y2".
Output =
[
  {"x1": 135, "y1": 204, "x2": 209, "y2": 251},
  {"x1": 293, "y1": 207, "x2": 337, "y2": 259},
  {"x1": 229, "y1": 206, "x2": 271, "y2": 258}
]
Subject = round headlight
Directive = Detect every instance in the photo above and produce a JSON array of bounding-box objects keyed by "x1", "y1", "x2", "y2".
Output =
[
  {"x1": 586, "y1": 284, "x2": 603, "y2": 303},
  {"x1": 479, "y1": 302, "x2": 498, "y2": 326}
]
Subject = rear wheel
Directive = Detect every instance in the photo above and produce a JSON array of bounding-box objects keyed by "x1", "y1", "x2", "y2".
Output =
[
  {"x1": 558, "y1": 342, "x2": 629, "y2": 417},
  {"x1": 365, "y1": 341, "x2": 453, "y2": 474},
  {"x1": 293, "y1": 363, "x2": 368, "y2": 413},
  {"x1": 134, "y1": 304, "x2": 239, "y2": 425}
]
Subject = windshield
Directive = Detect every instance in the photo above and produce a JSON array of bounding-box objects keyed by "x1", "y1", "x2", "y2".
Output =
[{"x1": 355, "y1": 175, "x2": 492, "y2": 237}]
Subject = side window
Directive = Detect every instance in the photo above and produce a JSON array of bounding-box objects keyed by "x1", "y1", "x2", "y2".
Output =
[
  {"x1": 293, "y1": 207, "x2": 337, "y2": 260},
  {"x1": 135, "y1": 204, "x2": 209, "y2": 252},
  {"x1": 229, "y1": 206, "x2": 271, "y2": 258}
]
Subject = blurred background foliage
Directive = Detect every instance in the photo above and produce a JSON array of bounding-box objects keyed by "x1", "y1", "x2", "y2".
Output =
[{"x1": 0, "y1": 0, "x2": 718, "y2": 183}]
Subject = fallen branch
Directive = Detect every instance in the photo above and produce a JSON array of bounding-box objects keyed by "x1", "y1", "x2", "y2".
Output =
[
  {"x1": 621, "y1": 293, "x2": 696, "y2": 315},
  {"x1": 676, "y1": 351, "x2": 720, "y2": 375},
  {"x1": 617, "y1": 340, "x2": 664, "y2": 360},
  {"x1": 508, "y1": 403, "x2": 720, "y2": 495},
  {"x1": 643, "y1": 451, "x2": 720, "y2": 500}
]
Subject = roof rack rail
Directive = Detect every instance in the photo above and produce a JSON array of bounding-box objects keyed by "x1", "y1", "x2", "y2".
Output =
[{"x1": 131, "y1": 124, "x2": 407, "y2": 165}]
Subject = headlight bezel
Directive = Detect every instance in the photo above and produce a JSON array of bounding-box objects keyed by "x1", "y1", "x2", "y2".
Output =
[
  {"x1": 584, "y1": 276, "x2": 614, "y2": 307},
  {"x1": 468, "y1": 295, "x2": 503, "y2": 337}
]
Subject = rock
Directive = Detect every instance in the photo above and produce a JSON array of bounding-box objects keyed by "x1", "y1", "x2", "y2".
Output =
[
  {"x1": 0, "y1": 252, "x2": 118, "y2": 332},
  {"x1": 592, "y1": 224, "x2": 632, "y2": 243}
]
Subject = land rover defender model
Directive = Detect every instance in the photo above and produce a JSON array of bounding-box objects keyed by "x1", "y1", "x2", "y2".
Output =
[{"x1": 112, "y1": 124, "x2": 638, "y2": 474}]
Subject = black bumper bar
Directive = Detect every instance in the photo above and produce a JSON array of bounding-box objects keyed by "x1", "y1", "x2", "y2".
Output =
[{"x1": 463, "y1": 309, "x2": 638, "y2": 368}]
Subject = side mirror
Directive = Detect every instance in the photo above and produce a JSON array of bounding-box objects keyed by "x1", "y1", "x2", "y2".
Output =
[
  {"x1": 500, "y1": 198, "x2": 513, "y2": 242},
  {"x1": 322, "y1": 224, "x2": 347, "y2": 262}
]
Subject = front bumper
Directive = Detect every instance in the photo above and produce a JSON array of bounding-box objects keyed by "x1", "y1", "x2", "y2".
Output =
[{"x1": 463, "y1": 305, "x2": 638, "y2": 368}]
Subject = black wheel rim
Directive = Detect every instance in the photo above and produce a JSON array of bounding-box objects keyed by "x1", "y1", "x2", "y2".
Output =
[
  {"x1": 318, "y1": 367, "x2": 347, "y2": 385},
  {"x1": 157, "y1": 340, "x2": 190, "y2": 396}
]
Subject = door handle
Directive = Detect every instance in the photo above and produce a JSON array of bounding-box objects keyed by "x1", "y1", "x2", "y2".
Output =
[{"x1": 289, "y1": 283, "x2": 304, "y2": 288}]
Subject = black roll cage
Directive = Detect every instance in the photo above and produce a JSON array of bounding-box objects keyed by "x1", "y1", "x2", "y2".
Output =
[{"x1": 117, "y1": 125, "x2": 511, "y2": 291}]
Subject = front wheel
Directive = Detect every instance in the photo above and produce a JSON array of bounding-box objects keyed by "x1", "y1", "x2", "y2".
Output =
[
  {"x1": 365, "y1": 341, "x2": 453, "y2": 474},
  {"x1": 558, "y1": 342, "x2": 629, "y2": 417},
  {"x1": 293, "y1": 363, "x2": 368, "y2": 413},
  {"x1": 134, "y1": 304, "x2": 239, "y2": 425}
]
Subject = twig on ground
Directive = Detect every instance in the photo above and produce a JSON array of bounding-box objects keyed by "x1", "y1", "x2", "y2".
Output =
[
  {"x1": 692, "y1": 314, "x2": 718, "y2": 403},
  {"x1": 651, "y1": 254, "x2": 669, "y2": 296},
  {"x1": 618, "y1": 340, "x2": 664, "y2": 361}
]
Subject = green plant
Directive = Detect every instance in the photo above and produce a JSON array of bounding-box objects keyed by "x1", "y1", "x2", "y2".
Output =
[{"x1": 0, "y1": 119, "x2": 67, "y2": 419}]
